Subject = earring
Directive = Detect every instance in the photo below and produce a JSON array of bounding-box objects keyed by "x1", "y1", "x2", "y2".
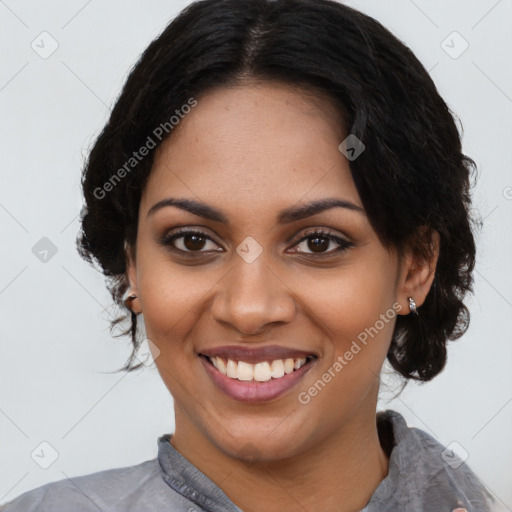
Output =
[{"x1": 408, "y1": 297, "x2": 418, "y2": 315}]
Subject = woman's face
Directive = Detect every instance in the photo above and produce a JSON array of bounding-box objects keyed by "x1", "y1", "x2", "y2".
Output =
[{"x1": 127, "y1": 81, "x2": 412, "y2": 461}]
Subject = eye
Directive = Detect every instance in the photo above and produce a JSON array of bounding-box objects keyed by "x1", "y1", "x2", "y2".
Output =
[
  {"x1": 289, "y1": 229, "x2": 353, "y2": 257},
  {"x1": 158, "y1": 229, "x2": 222, "y2": 254},
  {"x1": 158, "y1": 227, "x2": 353, "y2": 257}
]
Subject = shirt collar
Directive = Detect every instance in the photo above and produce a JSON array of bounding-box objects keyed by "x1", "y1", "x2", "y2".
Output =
[
  {"x1": 363, "y1": 409, "x2": 409, "y2": 503},
  {"x1": 157, "y1": 433, "x2": 243, "y2": 512}
]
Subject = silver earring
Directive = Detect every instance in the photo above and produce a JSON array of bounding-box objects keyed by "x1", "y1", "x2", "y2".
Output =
[{"x1": 408, "y1": 297, "x2": 418, "y2": 315}]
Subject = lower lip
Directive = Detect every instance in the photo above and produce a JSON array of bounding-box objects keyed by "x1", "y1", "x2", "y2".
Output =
[{"x1": 199, "y1": 356, "x2": 315, "y2": 403}]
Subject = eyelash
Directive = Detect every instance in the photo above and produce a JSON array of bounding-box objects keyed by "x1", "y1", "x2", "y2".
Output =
[{"x1": 158, "y1": 228, "x2": 353, "y2": 258}]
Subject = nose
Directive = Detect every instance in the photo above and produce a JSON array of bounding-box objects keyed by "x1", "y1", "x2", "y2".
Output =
[{"x1": 210, "y1": 250, "x2": 296, "y2": 335}]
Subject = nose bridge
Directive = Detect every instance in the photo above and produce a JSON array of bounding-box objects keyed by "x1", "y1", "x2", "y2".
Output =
[
  {"x1": 211, "y1": 240, "x2": 295, "y2": 333},
  {"x1": 236, "y1": 245, "x2": 273, "y2": 290}
]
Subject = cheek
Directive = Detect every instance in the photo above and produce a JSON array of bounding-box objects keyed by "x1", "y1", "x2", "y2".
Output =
[
  {"x1": 293, "y1": 259, "x2": 398, "y2": 421},
  {"x1": 139, "y1": 273, "x2": 202, "y2": 338},
  {"x1": 292, "y1": 257, "x2": 398, "y2": 417},
  {"x1": 137, "y1": 262, "x2": 209, "y2": 397},
  {"x1": 294, "y1": 257, "x2": 398, "y2": 350},
  {"x1": 135, "y1": 241, "x2": 217, "y2": 343}
]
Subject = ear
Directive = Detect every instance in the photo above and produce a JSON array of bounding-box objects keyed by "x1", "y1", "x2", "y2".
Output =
[
  {"x1": 125, "y1": 242, "x2": 142, "y2": 314},
  {"x1": 396, "y1": 228, "x2": 440, "y2": 315}
]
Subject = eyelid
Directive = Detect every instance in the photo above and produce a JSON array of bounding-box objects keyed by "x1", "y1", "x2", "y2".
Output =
[
  {"x1": 286, "y1": 228, "x2": 353, "y2": 256},
  {"x1": 158, "y1": 227, "x2": 223, "y2": 252},
  {"x1": 288, "y1": 227, "x2": 351, "y2": 245}
]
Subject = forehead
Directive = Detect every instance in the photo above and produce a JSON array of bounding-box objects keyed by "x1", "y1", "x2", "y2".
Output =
[{"x1": 141, "y1": 82, "x2": 361, "y2": 217}]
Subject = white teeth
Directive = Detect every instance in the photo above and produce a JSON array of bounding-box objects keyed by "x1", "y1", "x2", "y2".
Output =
[
  {"x1": 284, "y1": 358, "x2": 295, "y2": 374},
  {"x1": 226, "y1": 358, "x2": 238, "y2": 378},
  {"x1": 270, "y1": 359, "x2": 285, "y2": 378},
  {"x1": 217, "y1": 357, "x2": 227, "y2": 375},
  {"x1": 254, "y1": 362, "x2": 272, "y2": 382},
  {"x1": 294, "y1": 357, "x2": 306, "y2": 370},
  {"x1": 237, "y1": 361, "x2": 253, "y2": 381},
  {"x1": 208, "y1": 356, "x2": 311, "y2": 381}
]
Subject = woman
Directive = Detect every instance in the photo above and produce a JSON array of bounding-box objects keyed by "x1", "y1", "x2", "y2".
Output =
[{"x1": 1, "y1": 0, "x2": 495, "y2": 510}]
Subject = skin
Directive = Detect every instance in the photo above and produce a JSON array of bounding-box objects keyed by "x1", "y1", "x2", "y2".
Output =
[{"x1": 125, "y1": 81, "x2": 438, "y2": 512}]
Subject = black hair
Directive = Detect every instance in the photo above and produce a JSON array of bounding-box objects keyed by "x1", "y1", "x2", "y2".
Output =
[{"x1": 77, "y1": 0, "x2": 478, "y2": 381}]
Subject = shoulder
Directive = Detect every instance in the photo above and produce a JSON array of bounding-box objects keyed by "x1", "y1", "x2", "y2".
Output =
[
  {"x1": 0, "y1": 458, "x2": 168, "y2": 512},
  {"x1": 373, "y1": 410, "x2": 495, "y2": 512}
]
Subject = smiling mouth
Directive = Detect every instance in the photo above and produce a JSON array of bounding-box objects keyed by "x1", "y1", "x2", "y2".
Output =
[{"x1": 199, "y1": 354, "x2": 316, "y2": 382}]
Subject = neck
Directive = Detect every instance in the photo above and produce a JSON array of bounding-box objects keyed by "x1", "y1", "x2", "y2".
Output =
[{"x1": 171, "y1": 403, "x2": 389, "y2": 512}]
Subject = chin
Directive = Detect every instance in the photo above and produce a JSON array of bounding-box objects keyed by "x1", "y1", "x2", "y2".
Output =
[{"x1": 208, "y1": 420, "x2": 313, "y2": 465}]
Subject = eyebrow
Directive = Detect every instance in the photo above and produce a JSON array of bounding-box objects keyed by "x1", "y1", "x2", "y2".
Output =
[{"x1": 146, "y1": 197, "x2": 365, "y2": 224}]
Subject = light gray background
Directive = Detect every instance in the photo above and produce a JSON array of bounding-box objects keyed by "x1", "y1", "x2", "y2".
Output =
[{"x1": 1, "y1": 0, "x2": 511, "y2": 508}]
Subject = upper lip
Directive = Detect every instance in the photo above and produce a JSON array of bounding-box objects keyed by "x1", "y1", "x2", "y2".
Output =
[{"x1": 199, "y1": 345, "x2": 317, "y2": 364}]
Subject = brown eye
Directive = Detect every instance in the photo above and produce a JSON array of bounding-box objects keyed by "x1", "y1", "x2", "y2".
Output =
[
  {"x1": 306, "y1": 235, "x2": 330, "y2": 253},
  {"x1": 291, "y1": 229, "x2": 353, "y2": 256},
  {"x1": 159, "y1": 229, "x2": 222, "y2": 253},
  {"x1": 182, "y1": 233, "x2": 207, "y2": 251}
]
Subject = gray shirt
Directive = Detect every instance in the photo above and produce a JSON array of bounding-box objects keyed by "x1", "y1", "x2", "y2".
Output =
[{"x1": 0, "y1": 410, "x2": 495, "y2": 511}]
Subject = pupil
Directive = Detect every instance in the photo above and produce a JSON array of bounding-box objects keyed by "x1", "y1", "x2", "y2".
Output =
[
  {"x1": 308, "y1": 236, "x2": 328, "y2": 252},
  {"x1": 184, "y1": 234, "x2": 206, "y2": 251}
]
